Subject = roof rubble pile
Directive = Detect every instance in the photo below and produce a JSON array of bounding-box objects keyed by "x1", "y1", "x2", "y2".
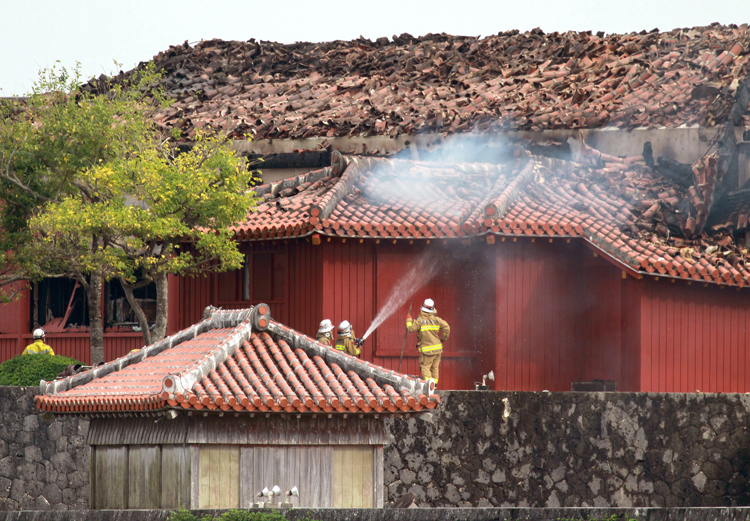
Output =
[
  {"x1": 89, "y1": 24, "x2": 750, "y2": 141},
  {"x1": 239, "y1": 138, "x2": 750, "y2": 287}
]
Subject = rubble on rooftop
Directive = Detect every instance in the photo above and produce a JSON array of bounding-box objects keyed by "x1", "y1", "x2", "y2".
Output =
[
  {"x1": 88, "y1": 24, "x2": 750, "y2": 141},
  {"x1": 235, "y1": 138, "x2": 750, "y2": 288}
]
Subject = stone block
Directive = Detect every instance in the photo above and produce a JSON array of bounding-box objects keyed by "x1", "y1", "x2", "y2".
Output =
[
  {"x1": 404, "y1": 452, "x2": 424, "y2": 470},
  {"x1": 25, "y1": 479, "x2": 44, "y2": 498},
  {"x1": 19, "y1": 493, "x2": 35, "y2": 510},
  {"x1": 24, "y1": 445, "x2": 42, "y2": 463},
  {"x1": 383, "y1": 465, "x2": 397, "y2": 484},
  {"x1": 0, "y1": 478, "x2": 10, "y2": 499},
  {"x1": 55, "y1": 437, "x2": 68, "y2": 453},
  {"x1": 61, "y1": 488, "x2": 76, "y2": 505},
  {"x1": 50, "y1": 452, "x2": 75, "y2": 474},
  {"x1": 399, "y1": 468, "x2": 416, "y2": 486},
  {"x1": 67, "y1": 470, "x2": 87, "y2": 489},
  {"x1": 47, "y1": 421, "x2": 62, "y2": 442},
  {"x1": 42, "y1": 483, "x2": 62, "y2": 504},
  {"x1": 0, "y1": 458, "x2": 14, "y2": 479},
  {"x1": 14, "y1": 431, "x2": 33, "y2": 445},
  {"x1": 22, "y1": 415, "x2": 38, "y2": 432},
  {"x1": 417, "y1": 464, "x2": 433, "y2": 485},
  {"x1": 9, "y1": 480, "x2": 25, "y2": 502},
  {"x1": 55, "y1": 472, "x2": 68, "y2": 491},
  {"x1": 444, "y1": 483, "x2": 460, "y2": 504}
]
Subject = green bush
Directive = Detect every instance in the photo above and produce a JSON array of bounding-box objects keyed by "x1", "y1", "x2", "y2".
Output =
[
  {"x1": 167, "y1": 509, "x2": 308, "y2": 521},
  {"x1": 0, "y1": 354, "x2": 84, "y2": 386}
]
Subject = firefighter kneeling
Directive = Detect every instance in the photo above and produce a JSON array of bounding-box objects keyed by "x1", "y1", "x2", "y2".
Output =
[{"x1": 406, "y1": 299, "x2": 450, "y2": 388}]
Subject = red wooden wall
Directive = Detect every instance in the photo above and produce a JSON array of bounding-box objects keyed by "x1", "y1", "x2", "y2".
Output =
[
  {"x1": 495, "y1": 238, "x2": 582, "y2": 391},
  {"x1": 495, "y1": 239, "x2": 645, "y2": 392},
  {"x1": 317, "y1": 240, "x2": 496, "y2": 390},
  {"x1": 5, "y1": 235, "x2": 750, "y2": 392},
  {"x1": 639, "y1": 278, "x2": 750, "y2": 393},
  {"x1": 0, "y1": 285, "x2": 147, "y2": 364}
]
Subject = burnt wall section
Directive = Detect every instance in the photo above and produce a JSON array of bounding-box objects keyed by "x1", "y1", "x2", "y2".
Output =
[
  {"x1": 385, "y1": 391, "x2": 750, "y2": 508},
  {"x1": 0, "y1": 387, "x2": 88, "y2": 511}
]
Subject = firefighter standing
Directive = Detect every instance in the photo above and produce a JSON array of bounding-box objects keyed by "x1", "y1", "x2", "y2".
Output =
[
  {"x1": 22, "y1": 328, "x2": 55, "y2": 356},
  {"x1": 406, "y1": 298, "x2": 449, "y2": 388},
  {"x1": 335, "y1": 320, "x2": 363, "y2": 357},
  {"x1": 316, "y1": 319, "x2": 335, "y2": 346}
]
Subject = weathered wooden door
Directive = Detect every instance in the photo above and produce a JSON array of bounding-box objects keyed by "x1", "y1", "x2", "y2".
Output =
[
  {"x1": 198, "y1": 445, "x2": 240, "y2": 508},
  {"x1": 333, "y1": 446, "x2": 374, "y2": 508}
]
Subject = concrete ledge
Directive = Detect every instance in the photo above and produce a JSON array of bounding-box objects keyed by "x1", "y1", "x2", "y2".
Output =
[{"x1": 3, "y1": 508, "x2": 750, "y2": 521}]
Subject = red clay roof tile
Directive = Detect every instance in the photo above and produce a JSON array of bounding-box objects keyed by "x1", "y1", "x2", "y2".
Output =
[
  {"x1": 88, "y1": 25, "x2": 750, "y2": 141},
  {"x1": 36, "y1": 309, "x2": 437, "y2": 415}
]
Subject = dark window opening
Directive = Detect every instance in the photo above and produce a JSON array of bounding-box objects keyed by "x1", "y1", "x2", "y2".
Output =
[
  {"x1": 30, "y1": 278, "x2": 89, "y2": 332},
  {"x1": 216, "y1": 249, "x2": 287, "y2": 305},
  {"x1": 105, "y1": 279, "x2": 157, "y2": 331}
]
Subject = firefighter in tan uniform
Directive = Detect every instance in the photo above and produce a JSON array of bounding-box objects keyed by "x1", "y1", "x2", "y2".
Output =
[
  {"x1": 335, "y1": 320, "x2": 363, "y2": 357},
  {"x1": 316, "y1": 319, "x2": 335, "y2": 346},
  {"x1": 406, "y1": 299, "x2": 450, "y2": 388}
]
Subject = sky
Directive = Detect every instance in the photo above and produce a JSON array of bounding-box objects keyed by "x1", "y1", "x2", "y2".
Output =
[{"x1": 2, "y1": 0, "x2": 750, "y2": 96}]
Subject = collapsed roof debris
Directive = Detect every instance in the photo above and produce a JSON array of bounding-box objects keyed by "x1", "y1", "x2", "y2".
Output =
[
  {"x1": 237, "y1": 140, "x2": 750, "y2": 288},
  {"x1": 86, "y1": 24, "x2": 750, "y2": 141}
]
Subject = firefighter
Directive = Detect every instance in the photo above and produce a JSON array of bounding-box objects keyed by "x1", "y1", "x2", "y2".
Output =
[
  {"x1": 316, "y1": 319, "x2": 335, "y2": 346},
  {"x1": 406, "y1": 298, "x2": 450, "y2": 388},
  {"x1": 22, "y1": 328, "x2": 55, "y2": 356},
  {"x1": 335, "y1": 320, "x2": 363, "y2": 356}
]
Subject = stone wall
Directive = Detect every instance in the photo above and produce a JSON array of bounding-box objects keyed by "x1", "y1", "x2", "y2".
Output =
[
  {"x1": 5, "y1": 387, "x2": 750, "y2": 511},
  {"x1": 384, "y1": 391, "x2": 750, "y2": 508},
  {"x1": 4, "y1": 508, "x2": 750, "y2": 521},
  {"x1": 0, "y1": 387, "x2": 89, "y2": 511}
]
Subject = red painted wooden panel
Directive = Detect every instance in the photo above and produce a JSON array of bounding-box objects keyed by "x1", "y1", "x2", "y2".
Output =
[
  {"x1": 495, "y1": 239, "x2": 584, "y2": 391},
  {"x1": 286, "y1": 241, "x2": 323, "y2": 339},
  {"x1": 579, "y1": 253, "x2": 623, "y2": 385},
  {"x1": 0, "y1": 333, "x2": 144, "y2": 365},
  {"x1": 639, "y1": 279, "x2": 750, "y2": 393},
  {"x1": 620, "y1": 277, "x2": 641, "y2": 391}
]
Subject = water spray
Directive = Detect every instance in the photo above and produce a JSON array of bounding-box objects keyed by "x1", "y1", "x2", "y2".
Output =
[
  {"x1": 398, "y1": 299, "x2": 413, "y2": 373},
  {"x1": 361, "y1": 251, "x2": 440, "y2": 341}
]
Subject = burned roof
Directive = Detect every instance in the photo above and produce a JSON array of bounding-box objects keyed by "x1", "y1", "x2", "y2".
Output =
[
  {"x1": 237, "y1": 139, "x2": 750, "y2": 288},
  {"x1": 36, "y1": 306, "x2": 439, "y2": 415},
  {"x1": 95, "y1": 24, "x2": 750, "y2": 141}
]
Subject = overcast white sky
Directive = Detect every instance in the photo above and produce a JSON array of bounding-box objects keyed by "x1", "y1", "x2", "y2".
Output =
[{"x1": 2, "y1": 0, "x2": 750, "y2": 96}]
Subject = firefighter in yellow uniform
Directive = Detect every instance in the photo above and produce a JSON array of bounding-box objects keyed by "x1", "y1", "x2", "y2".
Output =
[
  {"x1": 22, "y1": 328, "x2": 55, "y2": 356},
  {"x1": 334, "y1": 320, "x2": 363, "y2": 357},
  {"x1": 406, "y1": 299, "x2": 450, "y2": 388},
  {"x1": 316, "y1": 319, "x2": 335, "y2": 346}
]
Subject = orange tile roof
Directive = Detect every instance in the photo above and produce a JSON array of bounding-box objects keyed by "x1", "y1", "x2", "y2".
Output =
[
  {"x1": 99, "y1": 24, "x2": 750, "y2": 140},
  {"x1": 36, "y1": 308, "x2": 439, "y2": 415},
  {"x1": 237, "y1": 142, "x2": 750, "y2": 288}
]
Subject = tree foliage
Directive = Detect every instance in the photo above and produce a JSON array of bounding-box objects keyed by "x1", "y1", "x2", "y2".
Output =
[
  {"x1": 0, "y1": 354, "x2": 83, "y2": 386},
  {"x1": 0, "y1": 62, "x2": 257, "y2": 358}
]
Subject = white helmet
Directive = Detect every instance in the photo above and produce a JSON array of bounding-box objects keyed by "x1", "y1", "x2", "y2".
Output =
[
  {"x1": 421, "y1": 298, "x2": 436, "y2": 313},
  {"x1": 318, "y1": 319, "x2": 334, "y2": 334},
  {"x1": 33, "y1": 328, "x2": 46, "y2": 340},
  {"x1": 337, "y1": 320, "x2": 352, "y2": 336}
]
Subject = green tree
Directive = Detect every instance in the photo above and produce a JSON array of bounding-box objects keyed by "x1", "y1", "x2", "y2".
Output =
[
  {"x1": 0, "y1": 63, "x2": 256, "y2": 361},
  {"x1": 30, "y1": 132, "x2": 255, "y2": 345}
]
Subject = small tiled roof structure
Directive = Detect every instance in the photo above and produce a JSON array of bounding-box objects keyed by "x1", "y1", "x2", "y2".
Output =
[
  {"x1": 36, "y1": 305, "x2": 439, "y2": 415},
  {"x1": 93, "y1": 24, "x2": 750, "y2": 141},
  {"x1": 238, "y1": 141, "x2": 750, "y2": 288}
]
